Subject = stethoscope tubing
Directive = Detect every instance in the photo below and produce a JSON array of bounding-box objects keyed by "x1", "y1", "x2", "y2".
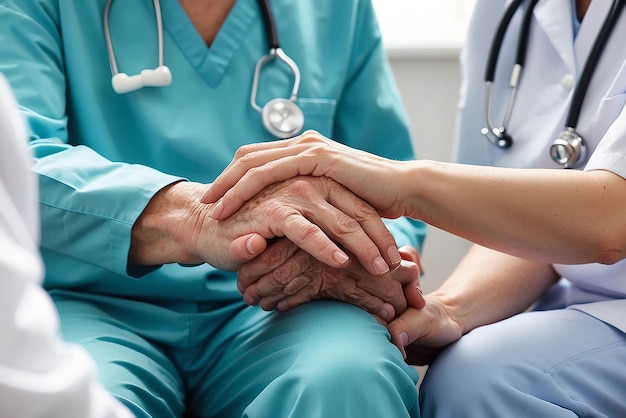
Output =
[
  {"x1": 483, "y1": 0, "x2": 626, "y2": 168},
  {"x1": 566, "y1": 0, "x2": 625, "y2": 128},
  {"x1": 257, "y1": 0, "x2": 280, "y2": 49},
  {"x1": 103, "y1": 0, "x2": 304, "y2": 138},
  {"x1": 104, "y1": 0, "x2": 166, "y2": 76}
]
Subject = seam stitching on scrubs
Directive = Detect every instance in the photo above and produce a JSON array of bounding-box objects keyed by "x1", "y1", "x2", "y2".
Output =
[{"x1": 40, "y1": 200, "x2": 134, "y2": 225}]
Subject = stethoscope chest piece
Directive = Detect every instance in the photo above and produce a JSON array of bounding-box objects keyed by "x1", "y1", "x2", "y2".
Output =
[
  {"x1": 550, "y1": 128, "x2": 587, "y2": 169},
  {"x1": 262, "y1": 97, "x2": 304, "y2": 138},
  {"x1": 251, "y1": 47, "x2": 304, "y2": 139},
  {"x1": 482, "y1": 0, "x2": 625, "y2": 168}
]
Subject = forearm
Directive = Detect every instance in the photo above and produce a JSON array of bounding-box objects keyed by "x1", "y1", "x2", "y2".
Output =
[
  {"x1": 34, "y1": 146, "x2": 183, "y2": 277},
  {"x1": 432, "y1": 244, "x2": 559, "y2": 334},
  {"x1": 410, "y1": 161, "x2": 626, "y2": 265}
]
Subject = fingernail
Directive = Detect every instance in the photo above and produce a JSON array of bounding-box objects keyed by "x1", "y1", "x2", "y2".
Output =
[
  {"x1": 200, "y1": 187, "x2": 212, "y2": 203},
  {"x1": 378, "y1": 308, "x2": 389, "y2": 320},
  {"x1": 400, "y1": 331, "x2": 409, "y2": 346},
  {"x1": 373, "y1": 256, "x2": 389, "y2": 275},
  {"x1": 387, "y1": 245, "x2": 401, "y2": 266},
  {"x1": 333, "y1": 250, "x2": 349, "y2": 265},
  {"x1": 210, "y1": 200, "x2": 223, "y2": 219},
  {"x1": 277, "y1": 300, "x2": 289, "y2": 311},
  {"x1": 416, "y1": 285, "x2": 423, "y2": 295},
  {"x1": 246, "y1": 235, "x2": 259, "y2": 255},
  {"x1": 243, "y1": 293, "x2": 256, "y2": 305}
]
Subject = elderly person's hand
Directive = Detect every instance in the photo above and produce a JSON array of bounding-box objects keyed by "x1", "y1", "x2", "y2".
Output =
[
  {"x1": 130, "y1": 175, "x2": 402, "y2": 276},
  {"x1": 233, "y1": 239, "x2": 425, "y2": 321}
]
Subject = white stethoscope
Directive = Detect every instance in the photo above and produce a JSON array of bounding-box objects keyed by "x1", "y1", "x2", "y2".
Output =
[
  {"x1": 103, "y1": 0, "x2": 304, "y2": 139},
  {"x1": 482, "y1": 0, "x2": 625, "y2": 168}
]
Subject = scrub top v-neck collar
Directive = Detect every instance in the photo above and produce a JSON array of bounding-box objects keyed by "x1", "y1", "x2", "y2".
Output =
[{"x1": 160, "y1": 0, "x2": 258, "y2": 88}]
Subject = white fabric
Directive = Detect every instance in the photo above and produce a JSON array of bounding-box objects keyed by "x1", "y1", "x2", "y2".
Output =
[
  {"x1": 0, "y1": 75, "x2": 132, "y2": 417},
  {"x1": 456, "y1": 0, "x2": 626, "y2": 333}
]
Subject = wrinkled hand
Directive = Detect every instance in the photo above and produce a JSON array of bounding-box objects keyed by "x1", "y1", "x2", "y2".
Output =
[
  {"x1": 387, "y1": 294, "x2": 463, "y2": 365},
  {"x1": 236, "y1": 239, "x2": 425, "y2": 321},
  {"x1": 217, "y1": 175, "x2": 404, "y2": 275},
  {"x1": 131, "y1": 176, "x2": 398, "y2": 273},
  {"x1": 202, "y1": 131, "x2": 417, "y2": 275}
]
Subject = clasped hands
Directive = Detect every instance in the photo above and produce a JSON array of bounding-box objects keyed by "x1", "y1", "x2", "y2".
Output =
[
  {"x1": 200, "y1": 139, "x2": 428, "y2": 355},
  {"x1": 213, "y1": 174, "x2": 426, "y2": 323},
  {"x1": 130, "y1": 134, "x2": 430, "y2": 360}
]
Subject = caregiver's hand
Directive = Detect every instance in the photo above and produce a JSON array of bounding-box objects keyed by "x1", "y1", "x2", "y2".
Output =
[
  {"x1": 235, "y1": 239, "x2": 425, "y2": 321},
  {"x1": 387, "y1": 294, "x2": 462, "y2": 365},
  {"x1": 202, "y1": 130, "x2": 416, "y2": 222}
]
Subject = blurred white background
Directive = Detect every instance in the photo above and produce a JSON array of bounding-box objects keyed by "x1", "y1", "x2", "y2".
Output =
[{"x1": 373, "y1": 0, "x2": 476, "y2": 53}]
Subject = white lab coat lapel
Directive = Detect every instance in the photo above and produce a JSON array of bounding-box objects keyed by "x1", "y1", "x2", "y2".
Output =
[
  {"x1": 533, "y1": 0, "x2": 576, "y2": 74},
  {"x1": 575, "y1": 0, "x2": 614, "y2": 67}
]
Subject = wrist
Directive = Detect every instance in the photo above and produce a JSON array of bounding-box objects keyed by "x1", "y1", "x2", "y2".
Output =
[
  {"x1": 129, "y1": 181, "x2": 211, "y2": 266},
  {"x1": 402, "y1": 160, "x2": 432, "y2": 220}
]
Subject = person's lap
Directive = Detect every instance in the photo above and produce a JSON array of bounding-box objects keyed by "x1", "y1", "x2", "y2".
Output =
[
  {"x1": 419, "y1": 308, "x2": 626, "y2": 417},
  {"x1": 51, "y1": 290, "x2": 420, "y2": 418}
]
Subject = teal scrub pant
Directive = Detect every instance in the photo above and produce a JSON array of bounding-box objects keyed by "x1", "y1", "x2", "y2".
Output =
[
  {"x1": 419, "y1": 309, "x2": 626, "y2": 417},
  {"x1": 51, "y1": 291, "x2": 420, "y2": 418}
]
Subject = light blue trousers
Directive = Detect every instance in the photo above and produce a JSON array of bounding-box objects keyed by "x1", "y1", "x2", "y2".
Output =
[
  {"x1": 51, "y1": 291, "x2": 420, "y2": 418},
  {"x1": 419, "y1": 309, "x2": 626, "y2": 417}
]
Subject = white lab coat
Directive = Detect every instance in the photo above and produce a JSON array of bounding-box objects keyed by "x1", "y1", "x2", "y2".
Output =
[
  {"x1": 0, "y1": 75, "x2": 132, "y2": 417},
  {"x1": 455, "y1": 0, "x2": 626, "y2": 333}
]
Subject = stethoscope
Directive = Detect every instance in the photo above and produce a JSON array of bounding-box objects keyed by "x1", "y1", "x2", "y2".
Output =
[
  {"x1": 103, "y1": 0, "x2": 304, "y2": 139},
  {"x1": 482, "y1": 0, "x2": 625, "y2": 168}
]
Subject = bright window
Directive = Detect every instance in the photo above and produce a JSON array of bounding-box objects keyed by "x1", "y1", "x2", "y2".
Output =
[{"x1": 372, "y1": 0, "x2": 476, "y2": 56}]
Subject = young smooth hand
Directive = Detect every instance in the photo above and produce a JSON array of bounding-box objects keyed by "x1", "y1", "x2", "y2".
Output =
[
  {"x1": 202, "y1": 130, "x2": 416, "y2": 222},
  {"x1": 387, "y1": 294, "x2": 463, "y2": 365}
]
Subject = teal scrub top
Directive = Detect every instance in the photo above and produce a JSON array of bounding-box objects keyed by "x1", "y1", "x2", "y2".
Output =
[{"x1": 0, "y1": 0, "x2": 426, "y2": 302}]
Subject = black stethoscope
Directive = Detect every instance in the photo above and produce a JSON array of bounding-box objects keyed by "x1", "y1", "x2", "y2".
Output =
[
  {"x1": 482, "y1": 0, "x2": 625, "y2": 168},
  {"x1": 103, "y1": 0, "x2": 304, "y2": 139}
]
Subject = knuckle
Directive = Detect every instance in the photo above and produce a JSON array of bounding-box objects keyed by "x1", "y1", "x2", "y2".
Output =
[
  {"x1": 233, "y1": 144, "x2": 257, "y2": 160},
  {"x1": 268, "y1": 261, "x2": 301, "y2": 287},
  {"x1": 265, "y1": 249, "x2": 314, "y2": 288},
  {"x1": 351, "y1": 198, "x2": 379, "y2": 220},
  {"x1": 382, "y1": 280, "x2": 403, "y2": 302},
  {"x1": 288, "y1": 178, "x2": 316, "y2": 195},
  {"x1": 333, "y1": 212, "x2": 362, "y2": 236},
  {"x1": 329, "y1": 182, "x2": 378, "y2": 221},
  {"x1": 296, "y1": 221, "x2": 323, "y2": 243},
  {"x1": 283, "y1": 275, "x2": 310, "y2": 295},
  {"x1": 319, "y1": 268, "x2": 342, "y2": 290},
  {"x1": 298, "y1": 130, "x2": 323, "y2": 144},
  {"x1": 258, "y1": 239, "x2": 295, "y2": 266},
  {"x1": 259, "y1": 299, "x2": 275, "y2": 311}
]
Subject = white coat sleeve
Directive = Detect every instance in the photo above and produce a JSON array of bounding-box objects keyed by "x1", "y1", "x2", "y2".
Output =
[{"x1": 0, "y1": 76, "x2": 132, "y2": 417}]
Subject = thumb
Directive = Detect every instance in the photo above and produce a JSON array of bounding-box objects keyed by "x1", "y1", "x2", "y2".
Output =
[
  {"x1": 388, "y1": 309, "x2": 421, "y2": 360},
  {"x1": 228, "y1": 233, "x2": 268, "y2": 264}
]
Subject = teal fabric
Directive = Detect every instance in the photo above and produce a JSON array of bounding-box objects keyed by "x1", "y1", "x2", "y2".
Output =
[
  {"x1": 53, "y1": 294, "x2": 420, "y2": 417},
  {"x1": 0, "y1": 0, "x2": 425, "y2": 300},
  {"x1": 0, "y1": 0, "x2": 425, "y2": 416}
]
